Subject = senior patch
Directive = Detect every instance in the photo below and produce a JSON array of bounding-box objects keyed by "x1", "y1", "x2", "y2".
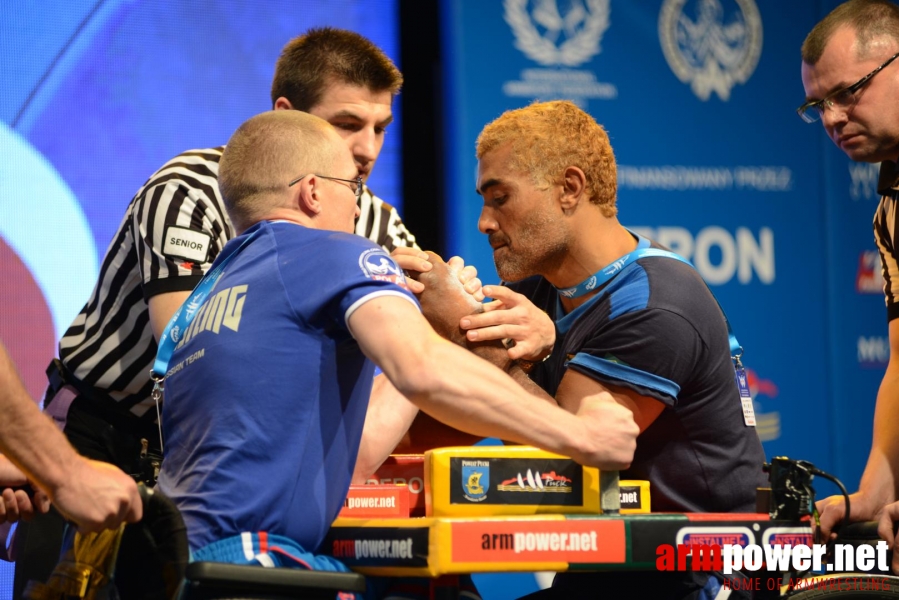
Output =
[
  {"x1": 163, "y1": 226, "x2": 211, "y2": 263},
  {"x1": 358, "y1": 248, "x2": 409, "y2": 291}
]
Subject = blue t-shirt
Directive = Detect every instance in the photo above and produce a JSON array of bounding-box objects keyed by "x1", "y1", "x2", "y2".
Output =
[
  {"x1": 509, "y1": 241, "x2": 766, "y2": 514},
  {"x1": 156, "y1": 220, "x2": 418, "y2": 552}
]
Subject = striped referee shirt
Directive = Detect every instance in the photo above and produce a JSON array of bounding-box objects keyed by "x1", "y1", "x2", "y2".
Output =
[
  {"x1": 875, "y1": 160, "x2": 899, "y2": 322},
  {"x1": 58, "y1": 146, "x2": 418, "y2": 417}
]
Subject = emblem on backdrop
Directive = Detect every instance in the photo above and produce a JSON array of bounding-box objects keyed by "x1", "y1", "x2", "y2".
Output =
[
  {"x1": 659, "y1": 0, "x2": 763, "y2": 101},
  {"x1": 505, "y1": 0, "x2": 609, "y2": 67},
  {"x1": 502, "y1": 0, "x2": 617, "y2": 105}
]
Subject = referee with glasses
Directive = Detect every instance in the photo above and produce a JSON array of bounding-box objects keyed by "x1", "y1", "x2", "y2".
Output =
[
  {"x1": 800, "y1": 0, "x2": 899, "y2": 572},
  {"x1": 14, "y1": 28, "x2": 434, "y2": 597}
]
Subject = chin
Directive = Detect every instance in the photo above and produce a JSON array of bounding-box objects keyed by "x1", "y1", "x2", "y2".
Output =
[{"x1": 494, "y1": 261, "x2": 531, "y2": 283}]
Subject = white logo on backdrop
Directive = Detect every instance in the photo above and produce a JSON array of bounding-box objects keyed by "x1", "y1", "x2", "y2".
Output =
[
  {"x1": 659, "y1": 0, "x2": 763, "y2": 101},
  {"x1": 849, "y1": 162, "x2": 881, "y2": 201},
  {"x1": 502, "y1": 0, "x2": 616, "y2": 105},
  {"x1": 505, "y1": 0, "x2": 609, "y2": 67}
]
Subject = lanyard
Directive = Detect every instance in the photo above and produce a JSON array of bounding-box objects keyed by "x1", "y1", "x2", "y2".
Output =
[
  {"x1": 556, "y1": 235, "x2": 652, "y2": 299},
  {"x1": 147, "y1": 227, "x2": 262, "y2": 450},
  {"x1": 151, "y1": 227, "x2": 262, "y2": 380},
  {"x1": 555, "y1": 237, "x2": 743, "y2": 360}
]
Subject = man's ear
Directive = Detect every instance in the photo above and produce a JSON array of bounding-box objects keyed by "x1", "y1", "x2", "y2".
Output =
[
  {"x1": 295, "y1": 176, "x2": 322, "y2": 216},
  {"x1": 559, "y1": 166, "x2": 587, "y2": 211},
  {"x1": 273, "y1": 97, "x2": 294, "y2": 111}
]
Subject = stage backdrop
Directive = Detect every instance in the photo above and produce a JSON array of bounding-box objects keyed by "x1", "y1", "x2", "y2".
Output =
[
  {"x1": 0, "y1": 1, "x2": 399, "y2": 597},
  {"x1": 442, "y1": 0, "x2": 884, "y2": 593}
]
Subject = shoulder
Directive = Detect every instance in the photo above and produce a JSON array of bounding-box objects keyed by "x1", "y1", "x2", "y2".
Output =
[
  {"x1": 362, "y1": 186, "x2": 397, "y2": 213},
  {"x1": 137, "y1": 147, "x2": 224, "y2": 199},
  {"x1": 270, "y1": 224, "x2": 383, "y2": 262},
  {"x1": 148, "y1": 147, "x2": 223, "y2": 181},
  {"x1": 601, "y1": 256, "x2": 716, "y2": 325}
]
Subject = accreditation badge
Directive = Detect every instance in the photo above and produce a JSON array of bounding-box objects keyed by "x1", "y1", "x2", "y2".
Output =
[{"x1": 734, "y1": 362, "x2": 756, "y2": 427}]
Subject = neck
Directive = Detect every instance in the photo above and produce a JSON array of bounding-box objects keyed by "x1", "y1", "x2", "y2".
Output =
[
  {"x1": 255, "y1": 208, "x2": 312, "y2": 229},
  {"x1": 548, "y1": 219, "x2": 637, "y2": 312}
]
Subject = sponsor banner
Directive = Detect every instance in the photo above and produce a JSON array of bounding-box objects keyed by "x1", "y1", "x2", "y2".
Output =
[
  {"x1": 619, "y1": 482, "x2": 648, "y2": 512},
  {"x1": 450, "y1": 457, "x2": 584, "y2": 506},
  {"x1": 762, "y1": 527, "x2": 814, "y2": 547},
  {"x1": 450, "y1": 519, "x2": 625, "y2": 565},
  {"x1": 628, "y1": 516, "x2": 805, "y2": 564},
  {"x1": 366, "y1": 454, "x2": 427, "y2": 517},
  {"x1": 324, "y1": 526, "x2": 429, "y2": 568},
  {"x1": 676, "y1": 526, "x2": 755, "y2": 548},
  {"x1": 339, "y1": 485, "x2": 411, "y2": 519}
]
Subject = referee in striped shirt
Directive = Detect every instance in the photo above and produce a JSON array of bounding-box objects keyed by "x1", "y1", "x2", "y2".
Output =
[{"x1": 14, "y1": 28, "x2": 423, "y2": 595}]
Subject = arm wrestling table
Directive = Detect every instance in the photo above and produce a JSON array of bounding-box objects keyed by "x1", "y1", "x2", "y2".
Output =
[
  {"x1": 325, "y1": 448, "x2": 811, "y2": 599},
  {"x1": 324, "y1": 512, "x2": 811, "y2": 577}
]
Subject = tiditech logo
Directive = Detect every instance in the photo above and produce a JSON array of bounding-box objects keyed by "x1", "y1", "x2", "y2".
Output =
[{"x1": 628, "y1": 226, "x2": 774, "y2": 285}]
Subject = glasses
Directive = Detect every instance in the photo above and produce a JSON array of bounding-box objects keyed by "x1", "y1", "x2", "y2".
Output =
[
  {"x1": 288, "y1": 173, "x2": 363, "y2": 200},
  {"x1": 797, "y1": 52, "x2": 899, "y2": 123}
]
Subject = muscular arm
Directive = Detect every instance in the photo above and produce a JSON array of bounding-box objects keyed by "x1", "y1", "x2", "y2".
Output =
[
  {"x1": 411, "y1": 254, "x2": 662, "y2": 431},
  {"x1": 470, "y1": 345, "x2": 665, "y2": 431},
  {"x1": 818, "y1": 318, "x2": 899, "y2": 538},
  {"x1": 353, "y1": 375, "x2": 419, "y2": 482},
  {"x1": 148, "y1": 291, "x2": 191, "y2": 342},
  {"x1": 347, "y1": 297, "x2": 638, "y2": 469},
  {"x1": 0, "y1": 343, "x2": 141, "y2": 530}
]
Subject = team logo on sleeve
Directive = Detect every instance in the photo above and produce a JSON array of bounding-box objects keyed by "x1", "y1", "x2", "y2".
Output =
[{"x1": 358, "y1": 248, "x2": 410, "y2": 290}]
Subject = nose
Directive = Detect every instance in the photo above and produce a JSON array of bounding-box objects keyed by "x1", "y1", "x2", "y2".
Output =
[
  {"x1": 478, "y1": 206, "x2": 497, "y2": 235},
  {"x1": 352, "y1": 129, "x2": 377, "y2": 169},
  {"x1": 821, "y1": 103, "x2": 848, "y2": 130}
]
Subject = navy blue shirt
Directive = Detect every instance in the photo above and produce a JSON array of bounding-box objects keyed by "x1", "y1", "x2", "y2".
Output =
[{"x1": 509, "y1": 242, "x2": 766, "y2": 514}]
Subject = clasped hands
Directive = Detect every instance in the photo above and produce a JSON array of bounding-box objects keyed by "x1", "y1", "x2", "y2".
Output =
[{"x1": 390, "y1": 248, "x2": 554, "y2": 362}]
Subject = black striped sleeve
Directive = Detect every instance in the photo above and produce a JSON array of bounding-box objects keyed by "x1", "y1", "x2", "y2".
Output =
[
  {"x1": 874, "y1": 193, "x2": 899, "y2": 322},
  {"x1": 355, "y1": 187, "x2": 419, "y2": 252}
]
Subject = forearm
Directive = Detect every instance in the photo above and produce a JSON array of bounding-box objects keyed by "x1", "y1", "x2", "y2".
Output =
[
  {"x1": 353, "y1": 374, "x2": 419, "y2": 483},
  {"x1": 859, "y1": 364, "x2": 899, "y2": 505},
  {"x1": 469, "y1": 345, "x2": 558, "y2": 406},
  {"x1": 0, "y1": 347, "x2": 81, "y2": 495},
  {"x1": 352, "y1": 298, "x2": 633, "y2": 469},
  {"x1": 393, "y1": 337, "x2": 589, "y2": 461}
]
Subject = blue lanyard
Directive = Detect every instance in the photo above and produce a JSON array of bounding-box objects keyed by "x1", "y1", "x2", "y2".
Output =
[
  {"x1": 555, "y1": 236, "x2": 743, "y2": 360},
  {"x1": 556, "y1": 235, "x2": 652, "y2": 299},
  {"x1": 151, "y1": 227, "x2": 262, "y2": 380}
]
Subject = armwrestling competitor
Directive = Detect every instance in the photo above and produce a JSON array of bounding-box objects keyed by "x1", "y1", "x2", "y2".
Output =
[
  {"x1": 17, "y1": 27, "x2": 478, "y2": 595},
  {"x1": 413, "y1": 101, "x2": 767, "y2": 600},
  {"x1": 154, "y1": 111, "x2": 639, "y2": 580}
]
